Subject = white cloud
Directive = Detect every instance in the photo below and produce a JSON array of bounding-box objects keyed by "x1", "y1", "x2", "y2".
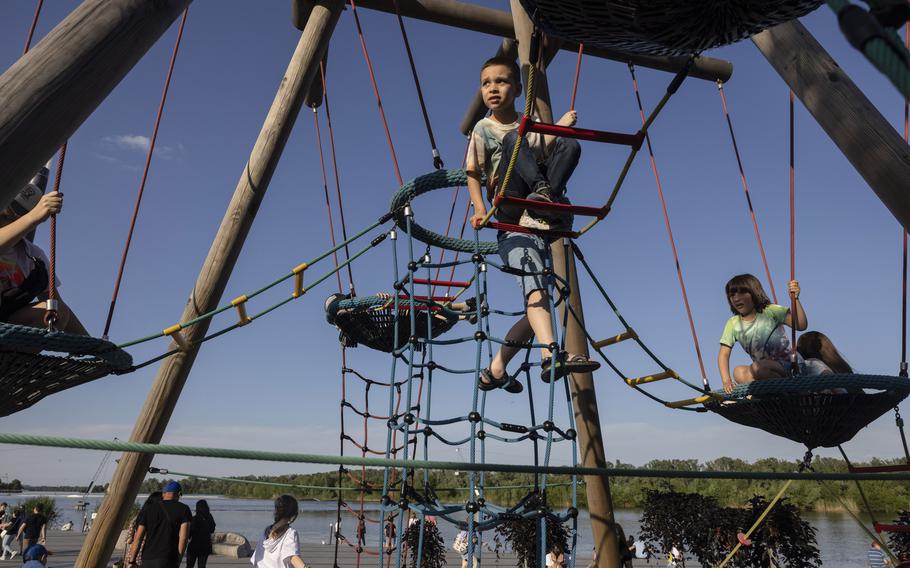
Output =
[{"x1": 100, "y1": 135, "x2": 184, "y2": 160}]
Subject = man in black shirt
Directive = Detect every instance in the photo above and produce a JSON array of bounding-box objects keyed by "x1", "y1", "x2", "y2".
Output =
[
  {"x1": 16, "y1": 504, "x2": 46, "y2": 559},
  {"x1": 127, "y1": 481, "x2": 192, "y2": 568}
]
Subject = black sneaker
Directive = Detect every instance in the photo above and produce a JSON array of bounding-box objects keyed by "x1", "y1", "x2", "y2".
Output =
[{"x1": 528, "y1": 181, "x2": 555, "y2": 203}]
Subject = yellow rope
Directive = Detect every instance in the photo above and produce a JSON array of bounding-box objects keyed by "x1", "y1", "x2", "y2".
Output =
[{"x1": 717, "y1": 479, "x2": 793, "y2": 568}]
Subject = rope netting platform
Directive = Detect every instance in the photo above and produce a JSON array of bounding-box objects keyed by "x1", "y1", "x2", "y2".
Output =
[
  {"x1": 519, "y1": 0, "x2": 824, "y2": 56},
  {"x1": 0, "y1": 323, "x2": 133, "y2": 417},
  {"x1": 326, "y1": 294, "x2": 462, "y2": 353},
  {"x1": 707, "y1": 374, "x2": 910, "y2": 449}
]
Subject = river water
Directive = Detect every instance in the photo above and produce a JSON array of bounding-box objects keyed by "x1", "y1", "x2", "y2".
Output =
[{"x1": 4, "y1": 493, "x2": 883, "y2": 565}]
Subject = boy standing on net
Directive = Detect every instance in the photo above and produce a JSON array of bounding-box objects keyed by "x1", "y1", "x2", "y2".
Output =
[{"x1": 465, "y1": 56, "x2": 599, "y2": 393}]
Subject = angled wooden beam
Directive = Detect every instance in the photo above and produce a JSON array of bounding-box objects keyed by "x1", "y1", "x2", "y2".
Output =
[
  {"x1": 0, "y1": 0, "x2": 191, "y2": 210},
  {"x1": 753, "y1": 21, "x2": 910, "y2": 231},
  {"x1": 293, "y1": 0, "x2": 733, "y2": 83},
  {"x1": 74, "y1": 2, "x2": 345, "y2": 567}
]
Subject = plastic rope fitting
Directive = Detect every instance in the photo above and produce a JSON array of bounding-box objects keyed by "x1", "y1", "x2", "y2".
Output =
[
  {"x1": 292, "y1": 262, "x2": 308, "y2": 298},
  {"x1": 231, "y1": 295, "x2": 252, "y2": 326}
]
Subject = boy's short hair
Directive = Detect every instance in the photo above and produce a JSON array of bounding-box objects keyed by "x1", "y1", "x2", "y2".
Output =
[{"x1": 480, "y1": 56, "x2": 521, "y2": 85}]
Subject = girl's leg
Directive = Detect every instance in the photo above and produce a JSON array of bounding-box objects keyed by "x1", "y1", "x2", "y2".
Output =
[
  {"x1": 733, "y1": 360, "x2": 786, "y2": 383},
  {"x1": 489, "y1": 316, "x2": 533, "y2": 378},
  {"x1": 526, "y1": 289, "x2": 556, "y2": 361},
  {"x1": 198, "y1": 554, "x2": 208, "y2": 568},
  {"x1": 186, "y1": 551, "x2": 197, "y2": 568}
]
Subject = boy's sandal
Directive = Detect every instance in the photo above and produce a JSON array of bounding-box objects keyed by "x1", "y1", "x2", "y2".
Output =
[
  {"x1": 540, "y1": 354, "x2": 570, "y2": 383},
  {"x1": 503, "y1": 377, "x2": 524, "y2": 394},
  {"x1": 564, "y1": 352, "x2": 600, "y2": 373},
  {"x1": 479, "y1": 368, "x2": 509, "y2": 391},
  {"x1": 541, "y1": 352, "x2": 600, "y2": 383}
]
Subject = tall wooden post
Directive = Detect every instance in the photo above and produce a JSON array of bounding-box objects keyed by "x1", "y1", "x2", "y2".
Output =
[
  {"x1": 0, "y1": 0, "x2": 191, "y2": 210},
  {"x1": 74, "y1": 3, "x2": 345, "y2": 567},
  {"x1": 508, "y1": 2, "x2": 619, "y2": 566},
  {"x1": 753, "y1": 21, "x2": 910, "y2": 231}
]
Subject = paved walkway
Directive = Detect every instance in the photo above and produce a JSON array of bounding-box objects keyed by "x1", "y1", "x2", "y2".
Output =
[{"x1": 17, "y1": 530, "x2": 690, "y2": 567}]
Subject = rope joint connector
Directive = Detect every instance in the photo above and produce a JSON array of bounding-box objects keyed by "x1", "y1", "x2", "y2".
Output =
[{"x1": 231, "y1": 295, "x2": 253, "y2": 326}]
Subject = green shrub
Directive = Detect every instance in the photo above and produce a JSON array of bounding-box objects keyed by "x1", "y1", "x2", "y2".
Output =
[{"x1": 19, "y1": 497, "x2": 59, "y2": 527}]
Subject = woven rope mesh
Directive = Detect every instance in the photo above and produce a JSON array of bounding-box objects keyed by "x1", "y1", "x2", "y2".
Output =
[
  {"x1": 709, "y1": 385, "x2": 909, "y2": 448},
  {"x1": 519, "y1": 0, "x2": 824, "y2": 56},
  {"x1": 331, "y1": 303, "x2": 459, "y2": 353},
  {"x1": 0, "y1": 351, "x2": 119, "y2": 417}
]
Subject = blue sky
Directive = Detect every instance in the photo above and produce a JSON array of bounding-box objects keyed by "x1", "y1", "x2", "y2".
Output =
[{"x1": 1, "y1": 1, "x2": 908, "y2": 486}]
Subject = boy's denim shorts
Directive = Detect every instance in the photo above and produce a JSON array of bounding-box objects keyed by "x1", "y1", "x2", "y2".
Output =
[{"x1": 497, "y1": 231, "x2": 550, "y2": 301}]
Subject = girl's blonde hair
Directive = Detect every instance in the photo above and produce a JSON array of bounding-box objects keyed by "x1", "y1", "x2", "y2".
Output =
[
  {"x1": 725, "y1": 274, "x2": 772, "y2": 315},
  {"x1": 796, "y1": 331, "x2": 852, "y2": 374}
]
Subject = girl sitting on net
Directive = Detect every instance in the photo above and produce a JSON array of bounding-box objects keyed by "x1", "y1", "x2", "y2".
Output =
[
  {"x1": 718, "y1": 274, "x2": 807, "y2": 393},
  {"x1": 796, "y1": 331, "x2": 852, "y2": 376}
]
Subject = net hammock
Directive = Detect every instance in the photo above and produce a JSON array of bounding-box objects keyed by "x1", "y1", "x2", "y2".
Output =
[
  {"x1": 325, "y1": 294, "x2": 464, "y2": 353},
  {"x1": 0, "y1": 322, "x2": 133, "y2": 417},
  {"x1": 707, "y1": 374, "x2": 910, "y2": 449},
  {"x1": 518, "y1": 0, "x2": 824, "y2": 56}
]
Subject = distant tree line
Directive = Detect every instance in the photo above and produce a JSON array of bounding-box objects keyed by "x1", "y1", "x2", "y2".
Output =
[
  {"x1": 125, "y1": 455, "x2": 910, "y2": 513},
  {"x1": 0, "y1": 479, "x2": 22, "y2": 492}
]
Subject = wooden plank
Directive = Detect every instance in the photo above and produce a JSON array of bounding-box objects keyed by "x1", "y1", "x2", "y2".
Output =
[
  {"x1": 753, "y1": 21, "x2": 910, "y2": 232},
  {"x1": 0, "y1": 0, "x2": 190, "y2": 210},
  {"x1": 74, "y1": 3, "x2": 346, "y2": 567}
]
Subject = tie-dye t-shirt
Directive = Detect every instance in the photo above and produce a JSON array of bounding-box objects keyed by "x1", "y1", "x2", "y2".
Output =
[
  {"x1": 465, "y1": 116, "x2": 545, "y2": 195},
  {"x1": 0, "y1": 239, "x2": 55, "y2": 293},
  {"x1": 719, "y1": 304, "x2": 791, "y2": 363}
]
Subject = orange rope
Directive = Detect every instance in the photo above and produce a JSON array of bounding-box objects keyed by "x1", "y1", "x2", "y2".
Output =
[
  {"x1": 320, "y1": 62, "x2": 355, "y2": 295},
  {"x1": 629, "y1": 65, "x2": 709, "y2": 389},
  {"x1": 313, "y1": 106, "x2": 343, "y2": 292},
  {"x1": 349, "y1": 0, "x2": 403, "y2": 186},
  {"x1": 789, "y1": 90, "x2": 798, "y2": 374},
  {"x1": 901, "y1": 24, "x2": 909, "y2": 377},
  {"x1": 21, "y1": 0, "x2": 43, "y2": 54},
  {"x1": 103, "y1": 7, "x2": 189, "y2": 338},
  {"x1": 717, "y1": 81, "x2": 778, "y2": 304},
  {"x1": 570, "y1": 44, "x2": 584, "y2": 110},
  {"x1": 44, "y1": 142, "x2": 66, "y2": 329}
]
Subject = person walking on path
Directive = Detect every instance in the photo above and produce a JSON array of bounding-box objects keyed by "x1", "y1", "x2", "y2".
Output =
[
  {"x1": 16, "y1": 504, "x2": 46, "y2": 560},
  {"x1": 186, "y1": 499, "x2": 215, "y2": 568},
  {"x1": 251, "y1": 495, "x2": 309, "y2": 568},
  {"x1": 0, "y1": 503, "x2": 16, "y2": 560},
  {"x1": 127, "y1": 481, "x2": 191, "y2": 568},
  {"x1": 2, "y1": 507, "x2": 23, "y2": 559},
  {"x1": 867, "y1": 540, "x2": 892, "y2": 568}
]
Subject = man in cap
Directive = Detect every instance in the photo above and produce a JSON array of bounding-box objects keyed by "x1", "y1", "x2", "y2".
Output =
[
  {"x1": 0, "y1": 164, "x2": 86, "y2": 334},
  {"x1": 127, "y1": 481, "x2": 192, "y2": 568},
  {"x1": 21, "y1": 544, "x2": 50, "y2": 568}
]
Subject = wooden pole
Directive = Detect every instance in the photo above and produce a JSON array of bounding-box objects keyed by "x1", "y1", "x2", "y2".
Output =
[
  {"x1": 0, "y1": 0, "x2": 191, "y2": 210},
  {"x1": 507, "y1": 2, "x2": 619, "y2": 566},
  {"x1": 292, "y1": 0, "x2": 733, "y2": 83},
  {"x1": 73, "y1": 3, "x2": 345, "y2": 567},
  {"x1": 753, "y1": 21, "x2": 910, "y2": 231}
]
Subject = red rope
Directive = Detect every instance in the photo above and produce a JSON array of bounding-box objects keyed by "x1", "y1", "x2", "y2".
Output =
[
  {"x1": 314, "y1": 106, "x2": 343, "y2": 292},
  {"x1": 629, "y1": 65, "x2": 709, "y2": 389},
  {"x1": 570, "y1": 44, "x2": 584, "y2": 111},
  {"x1": 789, "y1": 90, "x2": 798, "y2": 373},
  {"x1": 44, "y1": 142, "x2": 66, "y2": 329},
  {"x1": 22, "y1": 0, "x2": 43, "y2": 54},
  {"x1": 717, "y1": 82, "x2": 778, "y2": 304},
  {"x1": 431, "y1": 140, "x2": 471, "y2": 297},
  {"x1": 390, "y1": 0, "x2": 443, "y2": 169},
  {"x1": 349, "y1": 0, "x2": 404, "y2": 186},
  {"x1": 901, "y1": 24, "x2": 909, "y2": 376},
  {"x1": 102, "y1": 7, "x2": 188, "y2": 338},
  {"x1": 320, "y1": 63, "x2": 355, "y2": 295}
]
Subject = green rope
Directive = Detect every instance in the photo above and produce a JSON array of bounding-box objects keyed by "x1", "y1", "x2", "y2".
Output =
[
  {"x1": 827, "y1": 0, "x2": 910, "y2": 98},
  {"x1": 153, "y1": 469, "x2": 576, "y2": 493},
  {"x1": 5, "y1": 433, "x2": 910, "y2": 481}
]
